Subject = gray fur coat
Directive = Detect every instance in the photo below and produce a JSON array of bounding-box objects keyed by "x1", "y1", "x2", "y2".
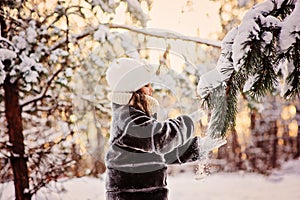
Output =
[{"x1": 105, "y1": 103, "x2": 201, "y2": 200}]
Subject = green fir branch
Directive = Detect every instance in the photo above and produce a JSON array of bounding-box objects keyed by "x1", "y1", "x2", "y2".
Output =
[
  {"x1": 270, "y1": 0, "x2": 295, "y2": 20},
  {"x1": 206, "y1": 85, "x2": 227, "y2": 138},
  {"x1": 223, "y1": 77, "x2": 239, "y2": 135},
  {"x1": 284, "y1": 38, "x2": 300, "y2": 98},
  {"x1": 202, "y1": 0, "x2": 298, "y2": 137}
]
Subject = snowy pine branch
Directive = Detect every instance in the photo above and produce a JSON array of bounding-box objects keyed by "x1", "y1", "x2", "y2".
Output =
[
  {"x1": 197, "y1": 0, "x2": 299, "y2": 137},
  {"x1": 284, "y1": 37, "x2": 300, "y2": 98},
  {"x1": 205, "y1": 85, "x2": 228, "y2": 138}
]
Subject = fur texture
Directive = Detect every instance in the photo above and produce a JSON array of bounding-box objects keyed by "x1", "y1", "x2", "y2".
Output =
[{"x1": 105, "y1": 103, "x2": 201, "y2": 200}]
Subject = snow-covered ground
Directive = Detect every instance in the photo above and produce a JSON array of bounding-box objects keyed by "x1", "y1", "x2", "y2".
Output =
[{"x1": 1, "y1": 159, "x2": 300, "y2": 200}]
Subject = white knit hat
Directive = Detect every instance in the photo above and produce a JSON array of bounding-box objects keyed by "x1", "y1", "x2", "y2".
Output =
[{"x1": 106, "y1": 58, "x2": 154, "y2": 92}]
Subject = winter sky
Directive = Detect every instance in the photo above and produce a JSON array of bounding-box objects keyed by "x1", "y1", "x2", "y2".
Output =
[
  {"x1": 112, "y1": 0, "x2": 222, "y2": 39},
  {"x1": 148, "y1": 0, "x2": 221, "y2": 39}
]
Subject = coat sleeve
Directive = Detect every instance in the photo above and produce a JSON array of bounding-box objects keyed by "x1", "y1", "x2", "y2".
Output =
[
  {"x1": 164, "y1": 136, "x2": 201, "y2": 165},
  {"x1": 115, "y1": 106, "x2": 194, "y2": 154}
]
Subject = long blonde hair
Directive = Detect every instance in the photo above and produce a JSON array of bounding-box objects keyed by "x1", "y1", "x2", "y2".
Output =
[{"x1": 129, "y1": 89, "x2": 150, "y2": 116}]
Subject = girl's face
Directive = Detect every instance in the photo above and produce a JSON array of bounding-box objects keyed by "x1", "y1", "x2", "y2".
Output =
[{"x1": 140, "y1": 83, "x2": 153, "y2": 96}]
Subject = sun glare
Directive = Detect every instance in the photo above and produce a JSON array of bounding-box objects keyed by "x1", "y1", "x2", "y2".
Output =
[{"x1": 148, "y1": 0, "x2": 221, "y2": 39}]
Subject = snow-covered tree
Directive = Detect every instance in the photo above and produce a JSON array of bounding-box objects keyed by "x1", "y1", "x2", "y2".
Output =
[
  {"x1": 5, "y1": 0, "x2": 299, "y2": 197},
  {"x1": 198, "y1": 0, "x2": 300, "y2": 139},
  {"x1": 1, "y1": 0, "x2": 223, "y2": 198},
  {"x1": 0, "y1": 0, "x2": 155, "y2": 199}
]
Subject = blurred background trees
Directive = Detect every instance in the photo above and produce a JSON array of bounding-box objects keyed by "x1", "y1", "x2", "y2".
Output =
[{"x1": 0, "y1": 0, "x2": 299, "y2": 199}]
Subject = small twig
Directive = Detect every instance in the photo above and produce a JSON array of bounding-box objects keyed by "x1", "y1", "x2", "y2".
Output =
[{"x1": 20, "y1": 67, "x2": 64, "y2": 108}]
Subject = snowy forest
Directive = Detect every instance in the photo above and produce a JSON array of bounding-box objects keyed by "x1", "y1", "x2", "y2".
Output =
[{"x1": 0, "y1": 0, "x2": 300, "y2": 199}]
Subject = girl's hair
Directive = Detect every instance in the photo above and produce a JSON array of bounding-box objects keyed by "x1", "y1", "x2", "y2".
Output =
[{"x1": 129, "y1": 89, "x2": 150, "y2": 116}]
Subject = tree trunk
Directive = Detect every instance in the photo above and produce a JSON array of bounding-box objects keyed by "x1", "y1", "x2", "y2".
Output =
[
  {"x1": 91, "y1": 113, "x2": 106, "y2": 176},
  {"x1": 228, "y1": 127, "x2": 243, "y2": 171},
  {"x1": 217, "y1": 127, "x2": 242, "y2": 172},
  {"x1": 4, "y1": 76, "x2": 30, "y2": 200},
  {"x1": 270, "y1": 120, "x2": 278, "y2": 169},
  {"x1": 1, "y1": 4, "x2": 30, "y2": 199}
]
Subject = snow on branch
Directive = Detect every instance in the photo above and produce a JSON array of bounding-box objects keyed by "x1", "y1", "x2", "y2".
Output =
[
  {"x1": 198, "y1": 0, "x2": 298, "y2": 100},
  {"x1": 0, "y1": 37, "x2": 16, "y2": 49},
  {"x1": 107, "y1": 23, "x2": 221, "y2": 48},
  {"x1": 48, "y1": 23, "x2": 221, "y2": 56},
  {"x1": 20, "y1": 67, "x2": 64, "y2": 108},
  {"x1": 197, "y1": 0, "x2": 298, "y2": 137},
  {"x1": 280, "y1": 0, "x2": 300, "y2": 50},
  {"x1": 126, "y1": 0, "x2": 149, "y2": 27},
  {"x1": 19, "y1": 21, "x2": 220, "y2": 108}
]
